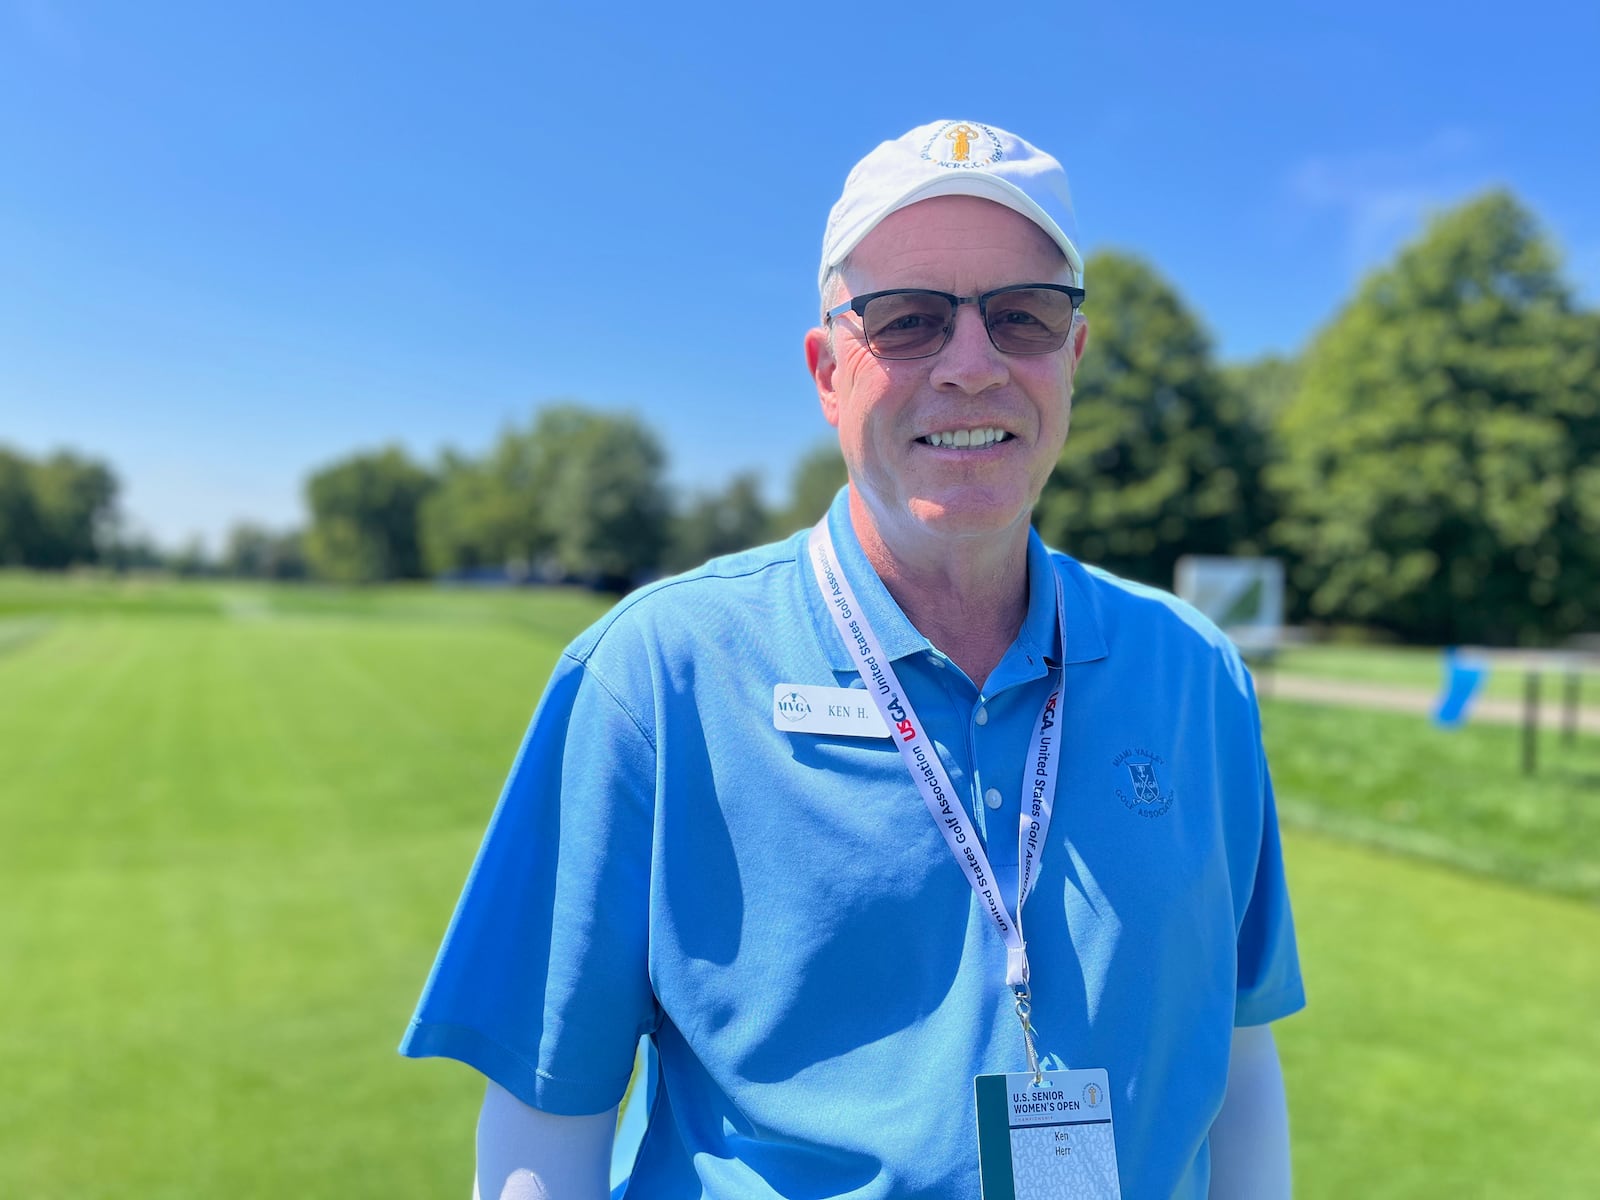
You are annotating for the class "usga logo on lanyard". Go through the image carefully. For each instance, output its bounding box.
[884,694,915,741]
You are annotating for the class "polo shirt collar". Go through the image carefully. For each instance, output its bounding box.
[1054,550,1109,667]
[806,488,1106,673]
[813,488,929,671]
[1013,530,1061,668]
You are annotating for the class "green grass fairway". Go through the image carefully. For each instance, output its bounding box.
[1276,831,1600,1197]
[1,576,1597,1196]
[1262,699,1600,902]
[0,583,612,1197]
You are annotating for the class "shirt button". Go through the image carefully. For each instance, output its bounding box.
[975,706,989,726]
[984,787,1003,809]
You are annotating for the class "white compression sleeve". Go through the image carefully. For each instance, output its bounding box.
[472,1080,616,1200]
[1207,1024,1291,1200]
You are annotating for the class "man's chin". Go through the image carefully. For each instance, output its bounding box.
[902,496,1031,541]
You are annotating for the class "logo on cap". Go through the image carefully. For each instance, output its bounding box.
[921,121,1003,170]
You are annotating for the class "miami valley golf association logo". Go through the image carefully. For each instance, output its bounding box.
[1112,748,1174,818]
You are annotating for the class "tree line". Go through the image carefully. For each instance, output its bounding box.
[289,411,847,591]
[7,190,1595,646]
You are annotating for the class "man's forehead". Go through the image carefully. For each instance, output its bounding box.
[845,196,1071,286]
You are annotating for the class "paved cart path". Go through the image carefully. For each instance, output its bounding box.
[1260,672,1600,736]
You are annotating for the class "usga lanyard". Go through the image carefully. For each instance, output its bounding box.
[808,521,1065,1081]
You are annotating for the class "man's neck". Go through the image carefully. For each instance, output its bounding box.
[849,493,1031,688]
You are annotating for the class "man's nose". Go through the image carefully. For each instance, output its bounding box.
[931,303,1007,393]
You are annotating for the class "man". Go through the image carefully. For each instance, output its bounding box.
[402,119,1305,1200]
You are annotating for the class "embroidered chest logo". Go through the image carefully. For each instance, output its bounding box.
[1112,748,1174,818]
[1128,762,1160,804]
[776,691,812,722]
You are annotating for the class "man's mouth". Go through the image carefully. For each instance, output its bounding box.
[917,427,1013,449]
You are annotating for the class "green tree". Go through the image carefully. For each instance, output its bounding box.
[223,523,307,580]
[773,441,847,537]
[0,447,43,567]
[304,446,435,583]
[1271,191,1600,645]
[667,471,770,572]
[1034,251,1272,587]
[533,406,671,589]
[100,531,166,572]
[169,535,216,578]
[27,451,119,567]
[419,452,501,576]
[420,435,554,577]
[1222,355,1302,433]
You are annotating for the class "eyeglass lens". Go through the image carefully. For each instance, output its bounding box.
[861,288,1077,359]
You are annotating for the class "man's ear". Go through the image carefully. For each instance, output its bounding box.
[1067,313,1089,373]
[804,326,842,429]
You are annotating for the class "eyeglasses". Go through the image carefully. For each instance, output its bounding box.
[825,284,1086,360]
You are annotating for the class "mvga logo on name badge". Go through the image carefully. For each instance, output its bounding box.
[1112,749,1174,818]
[776,691,812,722]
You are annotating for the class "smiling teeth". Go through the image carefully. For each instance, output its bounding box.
[922,428,1010,448]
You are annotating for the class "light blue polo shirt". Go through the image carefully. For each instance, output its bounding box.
[401,488,1304,1200]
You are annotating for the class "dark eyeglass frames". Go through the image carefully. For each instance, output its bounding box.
[824,284,1086,360]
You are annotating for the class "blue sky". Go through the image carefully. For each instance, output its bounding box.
[3,0,1597,550]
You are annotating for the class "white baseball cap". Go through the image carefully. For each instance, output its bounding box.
[819,118,1084,293]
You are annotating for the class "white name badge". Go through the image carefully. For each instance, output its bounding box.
[975,1069,1122,1200]
[772,684,890,738]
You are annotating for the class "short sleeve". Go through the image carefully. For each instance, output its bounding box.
[1232,728,1307,1028]
[398,651,659,1115]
